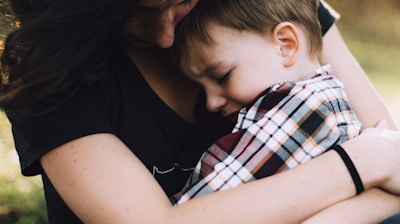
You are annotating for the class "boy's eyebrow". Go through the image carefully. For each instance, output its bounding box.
[201,62,223,76]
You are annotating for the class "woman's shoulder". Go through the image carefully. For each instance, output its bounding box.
[318,0,340,35]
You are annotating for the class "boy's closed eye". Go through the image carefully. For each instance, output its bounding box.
[216,71,231,84]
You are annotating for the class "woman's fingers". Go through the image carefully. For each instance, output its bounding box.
[375,120,388,129]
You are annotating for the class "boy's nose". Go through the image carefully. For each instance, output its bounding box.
[206,94,227,112]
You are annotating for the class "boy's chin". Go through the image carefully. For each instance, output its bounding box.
[226,112,239,123]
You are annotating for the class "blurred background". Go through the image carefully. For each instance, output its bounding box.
[0,1,399,223]
[328,0,400,127]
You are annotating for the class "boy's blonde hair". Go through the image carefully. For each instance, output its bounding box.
[173,0,322,68]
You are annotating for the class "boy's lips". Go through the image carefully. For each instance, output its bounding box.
[224,111,239,122]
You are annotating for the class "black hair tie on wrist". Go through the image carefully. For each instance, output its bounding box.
[331,145,364,195]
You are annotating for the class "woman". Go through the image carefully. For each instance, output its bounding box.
[1,0,399,223]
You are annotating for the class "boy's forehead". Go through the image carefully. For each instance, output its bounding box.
[181,44,222,76]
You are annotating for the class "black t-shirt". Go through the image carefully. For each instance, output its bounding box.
[6,2,337,223]
[8,46,233,223]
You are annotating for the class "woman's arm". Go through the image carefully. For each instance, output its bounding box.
[302,125,400,224]
[40,128,400,224]
[306,24,400,222]
[303,188,400,224]
[319,24,398,130]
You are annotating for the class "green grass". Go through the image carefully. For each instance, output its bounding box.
[0,112,48,223]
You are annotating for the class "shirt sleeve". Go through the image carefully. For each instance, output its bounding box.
[171,76,361,205]
[6,85,113,176]
[171,85,340,204]
[318,0,341,35]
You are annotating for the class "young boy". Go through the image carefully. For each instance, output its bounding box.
[170,0,361,204]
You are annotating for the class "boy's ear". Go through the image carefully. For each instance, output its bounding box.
[272,22,300,67]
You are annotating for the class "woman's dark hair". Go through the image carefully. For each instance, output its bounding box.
[0,0,139,110]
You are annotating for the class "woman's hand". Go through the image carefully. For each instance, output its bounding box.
[342,120,400,195]
[302,120,400,224]
[367,121,400,194]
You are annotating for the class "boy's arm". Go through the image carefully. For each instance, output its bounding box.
[302,188,400,224]
[173,79,356,204]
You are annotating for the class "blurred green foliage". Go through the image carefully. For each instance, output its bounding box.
[0,1,399,223]
[0,1,49,223]
[329,0,400,76]
[0,0,14,40]
[1,112,48,224]
[328,0,400,126]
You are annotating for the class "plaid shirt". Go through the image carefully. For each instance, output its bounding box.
[172,65,361,204]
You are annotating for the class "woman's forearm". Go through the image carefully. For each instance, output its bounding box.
[302,188,400,224]
[41,130,400,224]
[169,130,400,223]
[43,134,355,223]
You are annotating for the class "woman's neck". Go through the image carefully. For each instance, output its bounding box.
[124,46,200,124]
